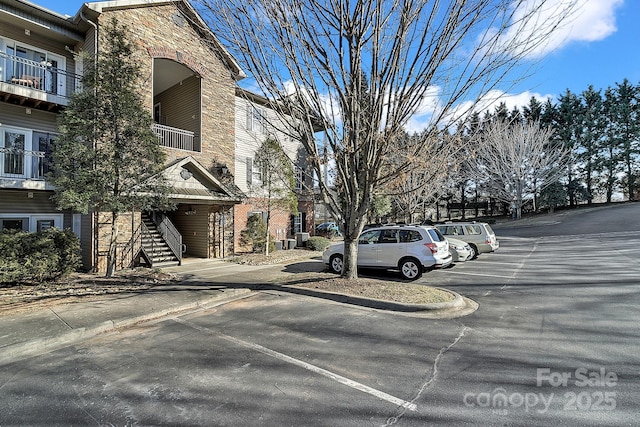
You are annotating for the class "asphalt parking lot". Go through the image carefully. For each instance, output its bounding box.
[1,203,639,426]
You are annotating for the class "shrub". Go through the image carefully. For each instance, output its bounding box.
[240,215,275,253]
[0,228,81,285]
[306,236,331,251]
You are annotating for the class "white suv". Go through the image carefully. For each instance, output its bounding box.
[322,225,452,280]
[435,221,499,258]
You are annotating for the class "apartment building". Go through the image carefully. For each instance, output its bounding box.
[234,87,314,251]
[0,0,247,271]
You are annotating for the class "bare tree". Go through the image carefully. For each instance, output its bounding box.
[470,120,568,219]
[196,0,576,278]
[384,130,460,223]
[253,137,298,256]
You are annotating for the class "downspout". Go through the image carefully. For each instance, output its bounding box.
[79,9,100,271]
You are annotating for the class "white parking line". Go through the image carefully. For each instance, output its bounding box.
[442,271,515,279]
[173,317,418,412]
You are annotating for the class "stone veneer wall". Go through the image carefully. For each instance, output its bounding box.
[96,4,236,175]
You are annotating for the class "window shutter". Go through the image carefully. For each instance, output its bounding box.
[246,157,253,185]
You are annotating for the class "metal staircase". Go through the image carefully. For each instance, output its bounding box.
[140,212,182,267]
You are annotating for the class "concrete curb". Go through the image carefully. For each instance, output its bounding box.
[0,288,253,367]
[272,284,477,318]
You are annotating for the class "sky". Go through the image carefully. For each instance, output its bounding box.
[33,0,640,119]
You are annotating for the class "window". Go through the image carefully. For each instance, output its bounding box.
[246,105,265,133]
[427,228,446,242]
[358,230,380,244]
[37,219,54,231]
[465,225,482,235]
[1,218,28,231]
[292,212,302,234]
[0,214,63,232]
[2,37,66,95]
[295,167,303,190]
[33,132,55,178]
[246,157,262,185]
[379,229,398,243]
[399,230,422,243]
[2,130,26,176]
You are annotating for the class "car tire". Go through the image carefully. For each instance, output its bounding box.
[468,244,478,260]
[329,254,344,274]
[399,257,423,280]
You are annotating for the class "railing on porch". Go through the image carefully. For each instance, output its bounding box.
[149,211,182,264]
[152,123,197,152]
[0,148,47,179]
[0,51,81,99]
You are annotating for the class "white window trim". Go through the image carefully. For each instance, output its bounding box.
[1,36,67,96]
[0,213,63,232]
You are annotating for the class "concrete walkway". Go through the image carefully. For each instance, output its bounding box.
[0,256,473,366]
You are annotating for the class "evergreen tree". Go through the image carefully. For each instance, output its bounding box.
[51,18,172,276]
[523,97,544,123]
[599,86,623,202]
[553,89,584,206]
[607,79,640,201]
[578,86,606,203]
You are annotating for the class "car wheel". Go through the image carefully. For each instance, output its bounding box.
[329,254,344,274]
[468,244,478,260]
[399,258,423,280]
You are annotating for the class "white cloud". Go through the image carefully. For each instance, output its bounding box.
[499,0,623,59]
[405,89,554,133]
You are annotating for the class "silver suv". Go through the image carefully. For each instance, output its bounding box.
[435,221,499,258]
[322,225,452,280]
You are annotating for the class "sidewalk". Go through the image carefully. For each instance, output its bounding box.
[0,259,307,366]
[0,256,473,366]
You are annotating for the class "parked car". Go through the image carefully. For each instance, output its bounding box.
[315,222,341,237]
[435,221,499,258]
[322,224,452,280]
[447,237,473,262]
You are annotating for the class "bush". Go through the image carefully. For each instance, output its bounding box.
[240,215,275,253]
[0,228,81,285]
[306,236,331,251]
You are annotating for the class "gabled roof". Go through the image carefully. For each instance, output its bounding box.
[162,156,244,204]
[78,0,246,80]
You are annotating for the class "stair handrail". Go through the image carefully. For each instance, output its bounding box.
[119,221,143,269]
[149,211,182,264]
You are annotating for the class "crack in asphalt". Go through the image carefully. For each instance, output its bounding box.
[383,324,471,426]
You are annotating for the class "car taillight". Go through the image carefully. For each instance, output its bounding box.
[425,243,438,254]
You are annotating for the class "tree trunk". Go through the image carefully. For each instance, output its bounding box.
[341,237,359,279]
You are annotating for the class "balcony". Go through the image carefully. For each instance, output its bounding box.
[0,148,48,182]
[0,51,81,110]
[152,123,199,152]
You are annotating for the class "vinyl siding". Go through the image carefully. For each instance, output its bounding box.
[234,96,304,195]
[0,103,59,133]
[167,205,209,258]
[154,74,201,146]
[0,189,56,213]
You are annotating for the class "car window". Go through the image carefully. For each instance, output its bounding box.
[465,225,482,235]
[358,230,381,244]
[427,228,446,242]
[379,229,399,243]
[484,224,495,235]
[399,230,422,243]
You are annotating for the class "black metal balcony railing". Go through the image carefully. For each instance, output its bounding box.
[0,148,48,180]
[0,51,81,99]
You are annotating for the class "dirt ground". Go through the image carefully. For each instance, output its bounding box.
[0,249,454,316]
